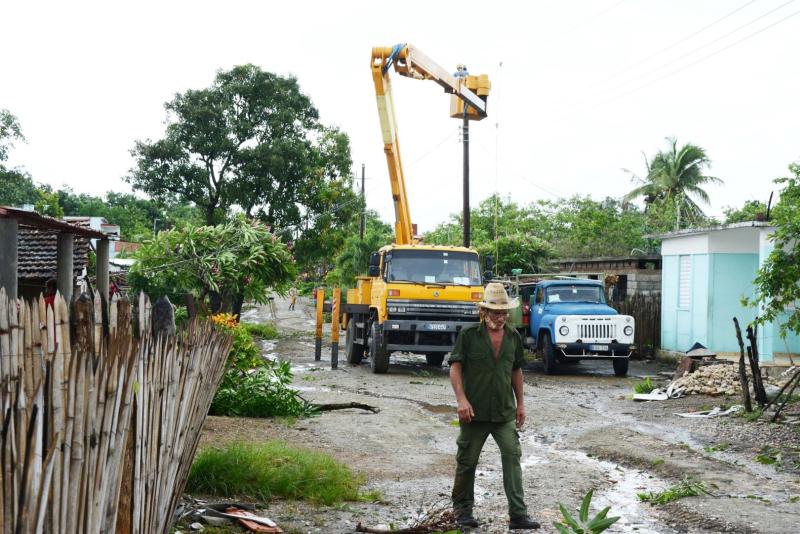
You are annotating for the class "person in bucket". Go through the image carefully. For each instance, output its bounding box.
[448,282,540,530]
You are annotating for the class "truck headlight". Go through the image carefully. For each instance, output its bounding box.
[624,326,633,336]
[559,326,569,336]
[388,306,397,313]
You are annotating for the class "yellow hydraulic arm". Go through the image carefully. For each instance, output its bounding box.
[370,44,491,245]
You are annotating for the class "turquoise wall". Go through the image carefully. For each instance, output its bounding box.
[662,237,800,361]
[661,256,679,351]
[707,254,759,353]
[661,254,709,352]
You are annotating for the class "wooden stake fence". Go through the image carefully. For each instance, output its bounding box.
[0,288,233,534]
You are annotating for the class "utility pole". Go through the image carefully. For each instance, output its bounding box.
[462,108,470,248]
[359,164,366,240]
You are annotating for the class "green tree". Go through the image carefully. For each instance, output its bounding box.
[746,163,800,336]
[0,170,39,207]
[56,188,204,242]
[128,216,295,314]
[476,234,551,275]
[325,211,393,287]
[127,64,353,227]
[723,200,768,224]
[0,109,25,162]
[624,137,722,230]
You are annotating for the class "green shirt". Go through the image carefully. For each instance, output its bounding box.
[448,322,526,423]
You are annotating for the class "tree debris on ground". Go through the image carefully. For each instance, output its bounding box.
[355,502,458,534]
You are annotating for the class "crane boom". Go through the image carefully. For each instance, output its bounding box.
[370,44,490,245]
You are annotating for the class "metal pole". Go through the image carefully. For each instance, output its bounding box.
[462,109,470,247]
[314,287,324,361]
[359,164,366,240]
[330,288,341,369]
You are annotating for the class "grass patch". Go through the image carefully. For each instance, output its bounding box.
[737,408,763,422]
[756,447,782,466]
[449,419,461,427]
[704,442,730,453]
[638,479,711,505]
[651,458,664,466]
[633,377,655,394]
[242,322,279,339]
[188,441,381,505]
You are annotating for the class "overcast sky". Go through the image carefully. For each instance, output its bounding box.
[2,0,798,233]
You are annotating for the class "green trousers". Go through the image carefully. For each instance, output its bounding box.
[452,419,527,518]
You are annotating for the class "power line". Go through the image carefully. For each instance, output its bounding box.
[596,0,797,99]
[597,5,800,106]
[598,0,757,87]
[406,127,459,167]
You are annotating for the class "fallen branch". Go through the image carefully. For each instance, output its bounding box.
[312,402,380,414]
[733,318,752,412]
[356,509,457,534]
[771,372,800,423]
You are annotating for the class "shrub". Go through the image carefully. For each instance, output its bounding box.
[211,313,261,369]
[187,441,380,504]
[242,322,279,339]
[210,360,315,418]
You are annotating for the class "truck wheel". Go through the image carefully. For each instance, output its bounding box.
[345,320,364,364]
[613,358,629,377]
[370,322,390,374]
[542,332,558,375]
[425,353,445,367]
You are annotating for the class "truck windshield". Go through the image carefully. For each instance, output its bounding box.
[386,250,481,285]
[545,285,604,304]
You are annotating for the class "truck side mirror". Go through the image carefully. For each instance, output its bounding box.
[368,252,380,277]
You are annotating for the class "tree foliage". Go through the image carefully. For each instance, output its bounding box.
[128,216,295,312]
[723,200,768,224]
[746,163,800,336]
[325,210,393,287]
[0,109,25,162]
[127,64,354,229]
[0,170,39,207]
[624,137,722,230]
[424,195,657,275]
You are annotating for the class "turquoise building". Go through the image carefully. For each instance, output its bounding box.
[660,222,800,363]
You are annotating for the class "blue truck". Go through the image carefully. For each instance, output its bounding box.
[507,278,635,376]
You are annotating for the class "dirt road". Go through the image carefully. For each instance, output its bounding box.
[199,299,800,533]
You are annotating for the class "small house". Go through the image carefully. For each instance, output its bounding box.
[660,222,799,363]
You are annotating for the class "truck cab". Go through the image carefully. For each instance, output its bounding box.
[345,244,484,373]
[529,279,634,376]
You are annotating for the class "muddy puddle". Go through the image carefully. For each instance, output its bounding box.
[518,433,671,533]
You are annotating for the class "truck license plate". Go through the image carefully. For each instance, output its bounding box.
[425,323,447,331]
[589,344,609,351]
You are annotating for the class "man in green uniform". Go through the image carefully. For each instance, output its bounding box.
[449,283,540,530]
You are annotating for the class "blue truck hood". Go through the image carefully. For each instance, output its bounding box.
[545,303,617,316]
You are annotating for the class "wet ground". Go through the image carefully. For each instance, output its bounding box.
[198,298,800,533]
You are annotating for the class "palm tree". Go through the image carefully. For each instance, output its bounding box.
[624,137,722,230]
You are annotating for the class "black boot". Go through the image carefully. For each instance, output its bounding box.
[455,511,480,528]
[508,515,541,530]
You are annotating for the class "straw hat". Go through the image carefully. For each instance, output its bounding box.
[479,282,519,311]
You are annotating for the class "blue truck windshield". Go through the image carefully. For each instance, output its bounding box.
[386,250,481,285]
[545,285,604,304]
